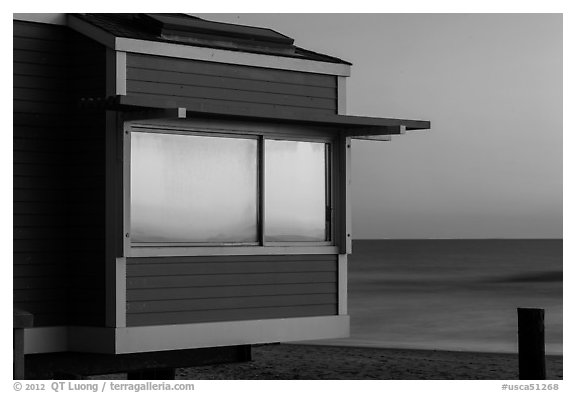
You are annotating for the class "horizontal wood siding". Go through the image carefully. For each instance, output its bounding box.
[14,21,71,327]
[126,53,337,117]
[126,255,338,326]
[13,21,107,327]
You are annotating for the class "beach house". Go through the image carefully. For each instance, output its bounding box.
[13,13,430,378]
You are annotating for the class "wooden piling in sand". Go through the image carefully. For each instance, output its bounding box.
[518,308,546,380]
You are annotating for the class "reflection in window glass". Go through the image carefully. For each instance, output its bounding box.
[265,139,326,242]
[131,132,258,243]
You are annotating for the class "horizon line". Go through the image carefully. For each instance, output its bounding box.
[354,238,563,241]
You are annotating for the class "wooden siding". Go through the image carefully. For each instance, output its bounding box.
[126,53,337,117]
[14,21,71,327]
[126,255,338,326]
[13,20,107,327]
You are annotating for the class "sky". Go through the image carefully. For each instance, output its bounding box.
[198,13,563,239]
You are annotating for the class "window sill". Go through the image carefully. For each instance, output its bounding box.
[127,245,340,258]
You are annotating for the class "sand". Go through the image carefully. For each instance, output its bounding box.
[175,344,563,380]
[90,343,562,380]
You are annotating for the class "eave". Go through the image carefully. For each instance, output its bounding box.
[90,95,430,137]
[67,14,352,77]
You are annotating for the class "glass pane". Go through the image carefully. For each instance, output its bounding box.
[130,132,258,243]
[265,139,327,242]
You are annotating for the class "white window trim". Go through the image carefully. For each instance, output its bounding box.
[123,122,336,257]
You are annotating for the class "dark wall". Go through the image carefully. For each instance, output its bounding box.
[66,28,107,327]
[126,53,338,118]
[126,255,338,326]
[13,20,107,327]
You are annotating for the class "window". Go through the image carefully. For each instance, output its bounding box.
[264,139,328,242]
[128,127,332,248]
[130,131,258,244]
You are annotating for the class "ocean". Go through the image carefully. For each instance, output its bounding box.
[317,239,563,355]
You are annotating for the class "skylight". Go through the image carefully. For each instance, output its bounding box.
[136,14,296,54]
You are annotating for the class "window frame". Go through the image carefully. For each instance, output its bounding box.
[123,120,337,257]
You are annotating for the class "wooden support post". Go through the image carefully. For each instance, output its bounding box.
[127,368,176,380]
[518,308,546,380]
[13,329,25,380]
[238,345,252,362]
[14,308,34,380]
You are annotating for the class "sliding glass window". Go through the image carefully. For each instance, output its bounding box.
[264,139,328,242]
[130,132,258,244]
[129,129,331,246]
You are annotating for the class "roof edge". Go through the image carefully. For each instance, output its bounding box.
[13,13,67,25]
[67,14,352,76]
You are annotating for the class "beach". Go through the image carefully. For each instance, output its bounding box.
[175,344,563,380]
[90,343,562,380]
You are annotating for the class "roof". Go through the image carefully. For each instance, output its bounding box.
[71,13,352,65]
[70,13,430,135]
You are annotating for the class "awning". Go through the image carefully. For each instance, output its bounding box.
[109,95,430,138]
